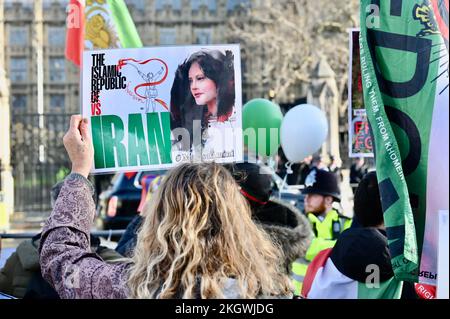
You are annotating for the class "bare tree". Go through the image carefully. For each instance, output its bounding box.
[228,0,359,105]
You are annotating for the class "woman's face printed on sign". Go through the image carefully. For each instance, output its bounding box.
[188,62,217,107]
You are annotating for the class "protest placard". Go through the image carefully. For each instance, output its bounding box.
[348,29,373,158]
[82,44,243,173]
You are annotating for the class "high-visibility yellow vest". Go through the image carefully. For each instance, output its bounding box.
[291,209,351,296]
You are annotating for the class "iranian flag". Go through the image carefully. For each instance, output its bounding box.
[65,0,143,66]
[301,248,403,299]
[431,0,449,50]
[360,0,449,286]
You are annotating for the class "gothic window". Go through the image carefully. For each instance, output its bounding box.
[125,0,145,11]
[12,94,27,109]
[10,58,28,82]
[155,0,181,11]
[227,0,250,12]
[194,28,213,44]
[50,94,65,109]
[159,28,177,45]
[43,0,69,8]
[49,57,66,82]
[192,0,217,11]
[9,26,28,46]
[48,26,65,47]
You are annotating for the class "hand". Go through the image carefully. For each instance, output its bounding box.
[63,115,94,178]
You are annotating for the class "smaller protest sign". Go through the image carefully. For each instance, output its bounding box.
[348,29,373,158]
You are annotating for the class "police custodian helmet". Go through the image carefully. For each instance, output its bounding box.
[302,168,341,202]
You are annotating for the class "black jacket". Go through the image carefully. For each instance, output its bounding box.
[115,215,143,257]
[329,227,394,282]
[253,198,313,274]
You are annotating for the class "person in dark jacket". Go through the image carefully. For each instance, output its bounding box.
[115,214,142,257]
[301,171,403,299]
[328,155,342,183]
[226,163,313,274]
[0,234,57,299]
[0,181,123,299]
[0,232,123,299]
[350,157,368,194]
[115,174,165,257]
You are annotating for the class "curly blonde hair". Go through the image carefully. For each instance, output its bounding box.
[127,163,291,298]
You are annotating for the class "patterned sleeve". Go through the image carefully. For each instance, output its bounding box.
[39,173,130,299]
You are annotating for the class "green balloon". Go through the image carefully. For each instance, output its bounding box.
[242,98,283,157]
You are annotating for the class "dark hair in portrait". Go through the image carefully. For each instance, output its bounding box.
[170,49,235,148]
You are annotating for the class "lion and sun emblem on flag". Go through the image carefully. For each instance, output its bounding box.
[85,0,120,49]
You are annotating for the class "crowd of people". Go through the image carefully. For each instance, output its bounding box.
[0,115,415,299]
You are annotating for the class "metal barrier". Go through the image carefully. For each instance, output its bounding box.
[10,113,74,213]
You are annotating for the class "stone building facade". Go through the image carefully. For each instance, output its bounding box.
[0,0,251,115]
[1,0,346,214]
[0,0,254,214]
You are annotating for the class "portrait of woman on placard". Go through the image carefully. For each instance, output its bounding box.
[170,49,236,161]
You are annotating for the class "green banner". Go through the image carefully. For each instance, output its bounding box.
[359,0,447,281]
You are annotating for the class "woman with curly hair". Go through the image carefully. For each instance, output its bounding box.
[39,115,291,298]
[170,49,237,160]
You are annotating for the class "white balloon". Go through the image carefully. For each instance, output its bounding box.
[280,104,328,163]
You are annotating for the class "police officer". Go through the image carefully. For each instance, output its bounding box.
[291,168,352,296]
